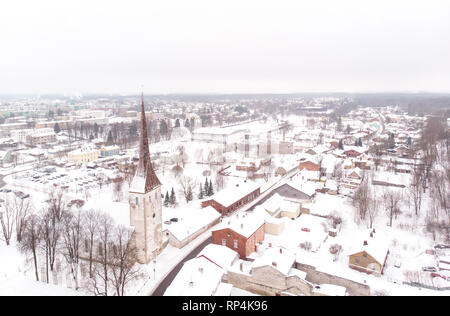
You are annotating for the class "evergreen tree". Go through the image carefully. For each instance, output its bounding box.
[207,179,214,196]
[338,139,343,150]
[198,183,204,199]
[186,186,193,202]
[346,124,351,134]
[204,177,209,196]
[354,139,358,146]
[164,191,169,207]
[160,120,168,137]
[169,187,176,205]
[107,130,114,144]
[53,122,61,134]
[358,138,362,147]
[175,119,180,128]
[184,119,190,128]
[336,116,342,131]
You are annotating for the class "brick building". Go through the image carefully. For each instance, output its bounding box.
[344,149,362,157]
[212,212,265,259]
[298,160,319,171]
[201,181,261,216]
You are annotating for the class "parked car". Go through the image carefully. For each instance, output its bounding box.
[430,273,447,280]
[164,220,172,225]
[21,194,30,199]
[170,218,179,222]
[434,244,450,249]
[422,266,438,272]
[301,227,310,232]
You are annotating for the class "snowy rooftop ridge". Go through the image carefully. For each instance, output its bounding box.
[207,180,260,208]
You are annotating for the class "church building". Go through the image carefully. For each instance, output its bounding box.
[129,92,163,264]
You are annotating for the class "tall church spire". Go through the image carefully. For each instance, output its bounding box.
[134,90,161,192]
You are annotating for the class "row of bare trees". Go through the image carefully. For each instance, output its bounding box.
[352,172,404,229]
[2,190,141,296]
[0,196,33,246]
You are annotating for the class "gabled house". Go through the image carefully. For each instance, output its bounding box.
[348,229,389,276]
[211,212,265,259]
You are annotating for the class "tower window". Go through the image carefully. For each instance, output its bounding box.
[149,196,151,203]
[135,197,139,205]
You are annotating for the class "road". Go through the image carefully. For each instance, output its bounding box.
[151,236,213,296]
[150,168,298,296]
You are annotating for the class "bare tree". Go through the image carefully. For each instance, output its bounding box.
[92,213,114,296]
[367,189,379,229]
[408,166,423,217]
[179,175,195,203]
[110,225,142,296]
[352,173,370,223]
[176,145,189,168]
[0,200,14,246]
[46,190,68,221]
[430,170,449,223]
[333,162,343,194]
[14,196,32,243]
[215,172,226,192]
[19,214,42,281]
[113,178,124,202]
[62,209,83,290]
[329,244,343,262]
[41,209,62,281]
[83,209,100,278]
[383,189,402,227]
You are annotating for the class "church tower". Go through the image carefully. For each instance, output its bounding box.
[129,92,163,264]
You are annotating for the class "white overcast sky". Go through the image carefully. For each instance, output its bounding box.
[0,0,449,94]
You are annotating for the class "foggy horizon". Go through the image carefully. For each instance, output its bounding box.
[1,0,450,95]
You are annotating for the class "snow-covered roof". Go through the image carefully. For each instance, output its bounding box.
[212,210,265,238]
[196,243,239,269]
[260,193,299,215]
[313,284,347,296]
[164,244,236,296]
[164,255,223,296]
[349,229,390,265]
[208,180,260,208]
[167,206,221,242]
[286,178,318,197]
[251,247,295,276]
[372,172,410,187]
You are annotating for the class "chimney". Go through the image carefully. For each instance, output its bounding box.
[189,281,194,287]
[240,223,244,229]
[280,248,283,254]
[272,261,277,267]
[372,228,376,233]
[363,240,368,246]
[370,232,373,238]
[198,267,204,274]
[269,243,272,248]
